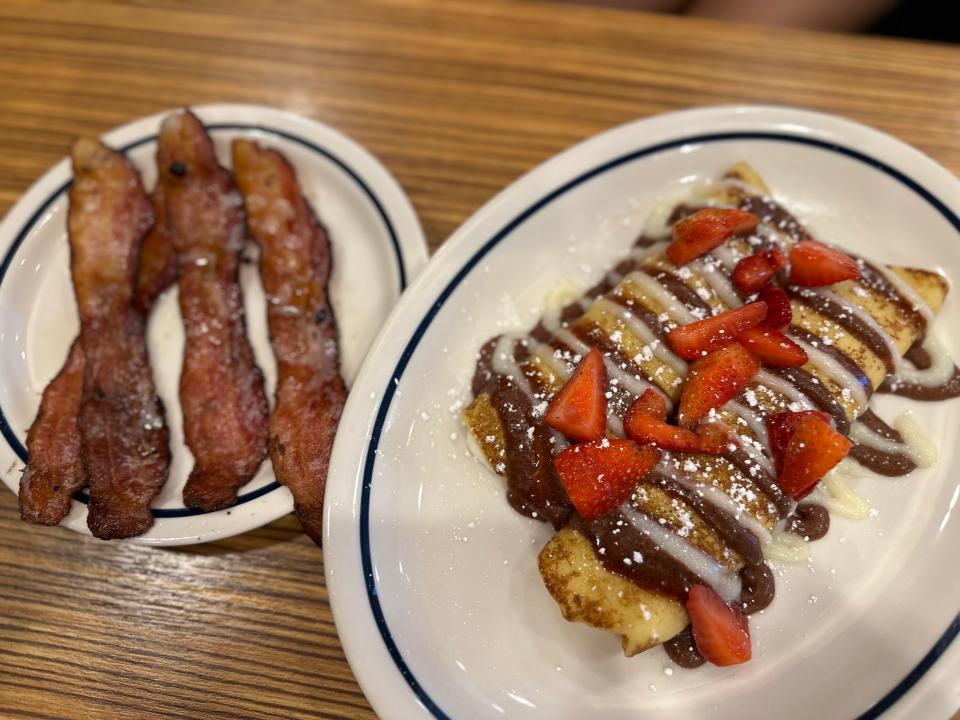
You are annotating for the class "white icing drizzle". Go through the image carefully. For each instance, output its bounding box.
[893,412,938,468]
[763,531,810,564]
[542,282,585,318]
[672,473,772,545]
[816,288,902,373]
[642,200,679,238]
[710,243,743,273]
[848,420,904,456]
[891,333,956,389]
[529,342,572,384]
[753,222,787,247]
[723,400,776,477]
[547,322,655,400]
[620,503,742,603]
[793,336,869,411]
[690,257,743,309]
[641,179,747,237]
[591,297,688,378]
[875,264,935,326]
[833,455,872,478]
[606,414,626,438]
[621,270,698,325]
[492,333,532,395]
[812,464,870,520]
[754,369,816,410]
[724,400,770,448]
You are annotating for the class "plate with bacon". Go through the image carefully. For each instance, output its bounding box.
[324,106,960,719]
[0,104,427,545]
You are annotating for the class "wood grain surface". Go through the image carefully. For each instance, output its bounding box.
[1,2,959,718]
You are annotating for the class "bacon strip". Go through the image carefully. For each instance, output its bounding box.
[134,186,177,314]
[158,111,269,511]
[69,138,171,539]
[19,339,85,525]
[20,163,176,529]
[232,139,347,545]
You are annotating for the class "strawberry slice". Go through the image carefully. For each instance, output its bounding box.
[737,327,808,368]
[777,414,852,498]
[764,246,788,272]
[667,301,768,360]
[624,403,738,455]
[677,342,761,427]
[554,439,660,519]
[686,584,752,666]
[732,254,774,294]
[544,347,607,442]
[758,285,792,330]
[629,388,667,421]
[667,208,759,266]
[765,410,834,472]
[694,421,740,452]
[788,240,861,287]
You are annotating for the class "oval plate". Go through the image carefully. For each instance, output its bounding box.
[325,106,960,719]
[0,103,428,545]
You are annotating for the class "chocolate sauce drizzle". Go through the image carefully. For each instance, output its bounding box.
[789,325,872,399]
[789,288,896,374]
[849,409,916,476]
[571,472,774,612]
[770,366,851,433]
[879,338,960,401]
[785,503,830,541]
[664,627,706,668]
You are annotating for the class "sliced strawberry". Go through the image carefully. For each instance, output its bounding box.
[544,347,607,442]
[677,342,761,427]
[666,208,759,266]
[737,327,808,368]
[694,421,740,453]
[624,411,700,452]
[624,406,738,455]
[758,285,792,330]
[732,254,774,294]
[667,301,768,360]
[629,388,667,421]
[777,415,852,498]
[764,246,788,272]
[765,410,834,472]
[686,584,752,667]
[554,439,660,519]
[788,240,861,287]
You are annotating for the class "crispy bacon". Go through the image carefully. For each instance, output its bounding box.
[158,111,269,511]
[19,339,85,525]
[21,158,176,529]
[134,186,177,314]
[68,138,171,539]
[232,139,347,545]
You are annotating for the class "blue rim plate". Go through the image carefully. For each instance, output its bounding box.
[325,106,960,719]
[0,103,428,545]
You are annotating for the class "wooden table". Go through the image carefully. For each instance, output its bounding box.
[1,2,959,718]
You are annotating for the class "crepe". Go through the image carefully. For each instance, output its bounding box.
[464,163,953,657]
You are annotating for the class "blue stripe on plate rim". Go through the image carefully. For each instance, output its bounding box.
[0,122,407,519]
[359,131,960,720]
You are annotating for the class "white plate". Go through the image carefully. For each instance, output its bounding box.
[325,106,960,719]
[0,103,428,545]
